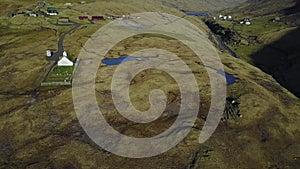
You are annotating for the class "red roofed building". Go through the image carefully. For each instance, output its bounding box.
[79,16,89,20]
[91,16,105,21]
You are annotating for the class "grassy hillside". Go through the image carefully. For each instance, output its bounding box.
[228,0,296,16]
[159,0,247,12]
[0,0,299,169]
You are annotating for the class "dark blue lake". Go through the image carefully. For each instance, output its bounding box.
[216,70,237,85]
[102,56,149,66]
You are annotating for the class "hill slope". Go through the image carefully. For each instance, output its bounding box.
[159,0,247,12]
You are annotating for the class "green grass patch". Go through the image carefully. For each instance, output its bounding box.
[234,16,286,36]
[228,44,262,63]
[216,20,233,28]
[47,66,74,82]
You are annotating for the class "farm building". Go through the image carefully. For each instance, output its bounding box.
[79,16,89,20]
[91,16,105,21]
[47,7,58,15]
[58,17,70,22]
[58,57,73,66]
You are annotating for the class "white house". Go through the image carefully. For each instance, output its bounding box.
[219,15,223,18]
[46,50,52,57]
[223,16,227,20]
[58,57,73,66]
[228,15,232,19]
[65,3,72,6]
[245,21,251,25]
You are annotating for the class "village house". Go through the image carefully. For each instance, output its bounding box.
[47,7,58,16]
[79,16,89,20]
[58,17,70,22]
[91,16,105,21]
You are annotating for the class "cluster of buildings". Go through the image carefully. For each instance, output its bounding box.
[216,14,233,20]
[78,16,105,21]
[240,18,251,25]
[212,14,231,20]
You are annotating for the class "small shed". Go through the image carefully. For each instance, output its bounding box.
[58,57,73,66]
[58,17,70,22]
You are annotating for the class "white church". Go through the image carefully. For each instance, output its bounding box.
[58,51,73,66]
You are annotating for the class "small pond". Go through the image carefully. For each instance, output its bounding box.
[216,70,237,85]
[102,56,149,66]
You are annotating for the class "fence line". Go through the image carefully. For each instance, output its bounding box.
[41,81,71,86]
